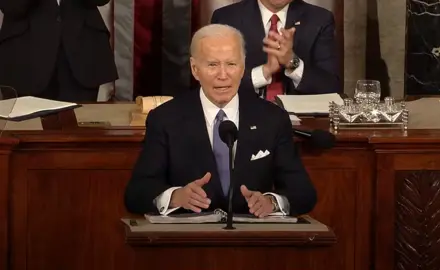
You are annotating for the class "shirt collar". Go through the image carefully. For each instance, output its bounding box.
[199,88,239,127]
[258,0,290,28]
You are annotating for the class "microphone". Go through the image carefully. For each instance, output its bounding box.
[292,128,336,149]
[218,120,238,230]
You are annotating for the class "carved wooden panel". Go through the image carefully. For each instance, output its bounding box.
[395,171,440,270]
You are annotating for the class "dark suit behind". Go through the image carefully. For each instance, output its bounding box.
[124,89,317,216]
[211,0,340,95]
[0,0,118,100]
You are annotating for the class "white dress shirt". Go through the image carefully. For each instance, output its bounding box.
[251,0,305,90]
[154,89,290,216]
[57,0,60,5]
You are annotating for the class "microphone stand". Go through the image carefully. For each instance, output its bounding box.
[223,138,235,230]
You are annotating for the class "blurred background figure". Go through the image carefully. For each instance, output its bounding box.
[0,0,118,102]
[211,0,340,100]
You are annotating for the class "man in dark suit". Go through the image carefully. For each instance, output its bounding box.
[0,0,118,102]
[124,24,316,217]
[210,0,340,101]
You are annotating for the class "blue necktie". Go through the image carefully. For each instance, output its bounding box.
[213,110,230,196]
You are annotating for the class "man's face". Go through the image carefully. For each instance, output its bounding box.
[261,0,292,11]
[190,34,245,107]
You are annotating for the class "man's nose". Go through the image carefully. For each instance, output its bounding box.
[217,65,228,80]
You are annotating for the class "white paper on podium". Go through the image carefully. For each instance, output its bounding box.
[0,96,80,121]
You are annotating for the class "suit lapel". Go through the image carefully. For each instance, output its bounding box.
[240,0,267,66]
[286,0,306,54]
[233,94,258,192]
[183,91,224,198]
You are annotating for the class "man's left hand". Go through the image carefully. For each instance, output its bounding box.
[263,27,296,66]
[240,185,274,218]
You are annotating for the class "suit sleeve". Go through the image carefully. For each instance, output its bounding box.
[294,13,341,94]
[210,9,258,97]
[82,0,110,8]
[273,111,317,216]
[124,109,172,214]
[0,0,35,19]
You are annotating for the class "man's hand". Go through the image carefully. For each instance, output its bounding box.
[262,54,281,80]
[169,172,212,213]
[240,185,274,218]
[263,27,296,66]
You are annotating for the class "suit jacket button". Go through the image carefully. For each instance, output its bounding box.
[57,16,62,22]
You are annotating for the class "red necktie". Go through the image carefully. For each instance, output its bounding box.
[265,14,283,102]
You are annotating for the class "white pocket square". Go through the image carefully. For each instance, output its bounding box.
[251,150,270,161]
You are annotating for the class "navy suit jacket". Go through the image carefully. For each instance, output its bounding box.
[124,89,317,216]
[211,0,341,95]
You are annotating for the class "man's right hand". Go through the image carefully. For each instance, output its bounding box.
[262,54,281,81]
[169,172,212,212]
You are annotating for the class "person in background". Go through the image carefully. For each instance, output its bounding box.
[124,24,316,218]
[211,0,340,101]
[0,0,118,102]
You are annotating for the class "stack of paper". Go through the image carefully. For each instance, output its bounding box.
[145,208,298,224]
[276,93,344,115]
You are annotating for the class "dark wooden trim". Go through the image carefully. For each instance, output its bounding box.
[58,110,79,130]
[40,114,61,130]
[125,227,336,247]
[0,137,18,270]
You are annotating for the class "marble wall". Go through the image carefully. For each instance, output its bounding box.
[344,0,367,98]
[377,0,406,99]
[305,0,407,99]
[343,0,406,99]
[405,0,440,95]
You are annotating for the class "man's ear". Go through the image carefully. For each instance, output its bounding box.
[190,57,200,81]
[239,60,245,79]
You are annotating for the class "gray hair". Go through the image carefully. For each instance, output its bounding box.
[190,24,246,59]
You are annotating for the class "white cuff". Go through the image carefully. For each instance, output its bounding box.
[263,192,289,216]
[251,65,272,89]
[284,58,304,87]
[153,187,181,216]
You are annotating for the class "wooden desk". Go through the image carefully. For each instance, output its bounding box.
[1,107,440,270]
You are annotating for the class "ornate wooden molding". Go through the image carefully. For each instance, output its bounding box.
[395,171,440,269]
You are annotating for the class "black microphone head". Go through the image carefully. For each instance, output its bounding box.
[310,129,336,149]
[219,120,238,146]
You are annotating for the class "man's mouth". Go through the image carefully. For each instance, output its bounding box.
[214,86,231,91]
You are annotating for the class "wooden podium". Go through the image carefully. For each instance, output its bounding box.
[122,216,336,270]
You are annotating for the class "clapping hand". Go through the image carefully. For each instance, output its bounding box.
[263,27,296,67]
